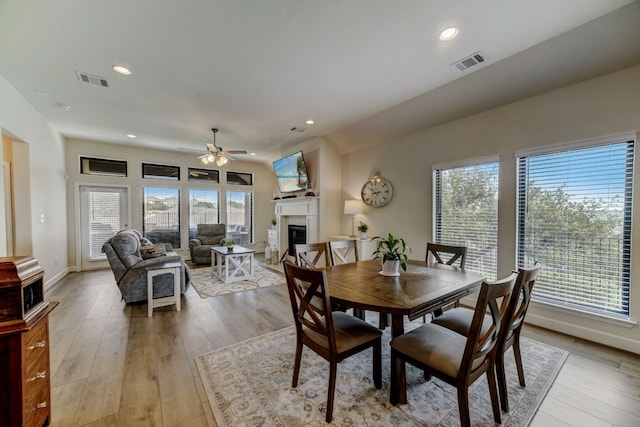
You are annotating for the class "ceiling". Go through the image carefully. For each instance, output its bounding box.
[1,0,639,163]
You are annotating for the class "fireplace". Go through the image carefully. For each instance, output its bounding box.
[288,225,307,255]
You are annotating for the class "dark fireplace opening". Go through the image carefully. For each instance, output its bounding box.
[288,224,307,255]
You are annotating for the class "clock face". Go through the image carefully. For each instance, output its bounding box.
[361,177,393,207]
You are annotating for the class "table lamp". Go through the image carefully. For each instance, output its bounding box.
[344,200,362,237]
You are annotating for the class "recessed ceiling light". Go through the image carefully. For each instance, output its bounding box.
[112,65,132,76]
[305,119,315,125]
[126,134,137,139]
[249,152,256,156]
[439,27,458,41]
[55,102,71,111]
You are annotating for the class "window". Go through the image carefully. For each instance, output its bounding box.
[80,156,127,177]
[143,187,180,248]
[516,137,634,317]
[189,189,219,239]
[227,171,253,185]
[188,168,219,183]
[433,160,499,280]
[226,191,253,244]
[142,163,180,180]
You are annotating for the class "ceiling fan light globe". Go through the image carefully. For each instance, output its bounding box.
[207,154,214,162]
[201,157,209,165]
[215,156,228,166]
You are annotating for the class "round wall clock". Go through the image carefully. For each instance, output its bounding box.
[361,175,394,207]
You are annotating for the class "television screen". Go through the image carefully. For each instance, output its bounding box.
[273,151,309,193]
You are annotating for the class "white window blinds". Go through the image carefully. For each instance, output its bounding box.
[516,139,634,317]
[433,161,499,280]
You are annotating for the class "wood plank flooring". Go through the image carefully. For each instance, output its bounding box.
[45,258,640,426]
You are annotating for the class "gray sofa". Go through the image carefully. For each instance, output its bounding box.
[102,229,191,303]
[189,223,226,265]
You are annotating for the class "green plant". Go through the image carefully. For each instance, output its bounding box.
[357,221,368,233]
[371,233,410,271]
[222,238,235,247]
[271,218,277,226]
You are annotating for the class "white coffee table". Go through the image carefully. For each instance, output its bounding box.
[211,246,255,284]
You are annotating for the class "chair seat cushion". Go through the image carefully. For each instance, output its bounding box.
[391,323,467,378]
[304,311,381,353]
[432,307,492,336]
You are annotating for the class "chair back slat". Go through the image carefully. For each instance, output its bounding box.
[329,240,359,265]
[461,272,518,378]
[426,243,467,268]
[504,263,542,340]
[283,261,336,351]
[295,242,331,268]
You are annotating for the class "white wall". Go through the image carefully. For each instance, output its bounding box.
[341,65,640,353]
[65,138,276,270]
[0,75,68,287]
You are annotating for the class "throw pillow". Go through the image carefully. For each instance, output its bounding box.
[140,243,167,259]
[140,237,153,246]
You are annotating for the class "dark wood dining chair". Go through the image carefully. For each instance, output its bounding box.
[389,272,518,427]
[283,261,382,423]
[328,240,366,320]
[426,242,467,268]
[431,263,542,412]
[294,242,331,268]
[426,242,468,318]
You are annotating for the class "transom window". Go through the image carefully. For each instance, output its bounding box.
[516,137,634,318]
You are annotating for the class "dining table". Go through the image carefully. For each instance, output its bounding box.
[324,258,485,404]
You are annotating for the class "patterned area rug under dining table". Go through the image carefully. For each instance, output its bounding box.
[195,318,568,426]
[189,265,285,298]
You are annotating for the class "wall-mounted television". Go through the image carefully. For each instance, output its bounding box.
[273,151,309,193]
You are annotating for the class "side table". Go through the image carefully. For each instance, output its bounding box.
[147,262,182,317]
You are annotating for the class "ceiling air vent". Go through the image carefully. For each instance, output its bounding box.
[452,51,487,71]
[290,127,305,133]
[75,71,109,87]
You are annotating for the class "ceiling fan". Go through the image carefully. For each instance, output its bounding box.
[199,128,247,166]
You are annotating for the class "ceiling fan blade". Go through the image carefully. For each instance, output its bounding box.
[206,143,216,151]
[223,154,238,161]
[198,153,208,159]
[224,150,248,155]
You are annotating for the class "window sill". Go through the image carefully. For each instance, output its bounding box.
[531,299,636,329]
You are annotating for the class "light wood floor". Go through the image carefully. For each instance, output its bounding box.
[45,258,640,426]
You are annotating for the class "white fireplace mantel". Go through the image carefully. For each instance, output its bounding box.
[273,197,319,255]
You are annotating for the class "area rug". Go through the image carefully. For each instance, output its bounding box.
[195,319,568,426]
[189,265,285,298]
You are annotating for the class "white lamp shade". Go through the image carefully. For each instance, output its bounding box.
[344,200,362,215]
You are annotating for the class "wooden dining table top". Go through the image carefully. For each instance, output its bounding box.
[324,259,485,336]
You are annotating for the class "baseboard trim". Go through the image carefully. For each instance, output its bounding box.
[45,267,71,291]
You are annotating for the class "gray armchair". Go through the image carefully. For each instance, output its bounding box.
[189,223,226,265]
[102,229,191,303]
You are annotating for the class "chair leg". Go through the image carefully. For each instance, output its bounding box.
[486,363,502,424]
[373,340,382,389]
[513,333,526,387]
[292,340,302,388]
[457,386,471,427]
[326,361,338,423]
[378,313,389,329]
[353,308,365,320]
[496,350,509,413]
[389,350,403,405]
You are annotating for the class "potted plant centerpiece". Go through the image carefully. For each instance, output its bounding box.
[222,238,235,250]
[357,221,369,240]
[371,233,410,276]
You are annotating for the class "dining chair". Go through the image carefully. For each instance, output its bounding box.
[431,263,542,412]
[426,242,467,268]
[328,240,368,320]
[389,272,518,427]
[426,242,468,318]
[283,261,382,423]
[329,239,359,265]
[294,242,331,268]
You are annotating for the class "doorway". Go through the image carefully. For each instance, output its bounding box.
[79,185,129,270]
